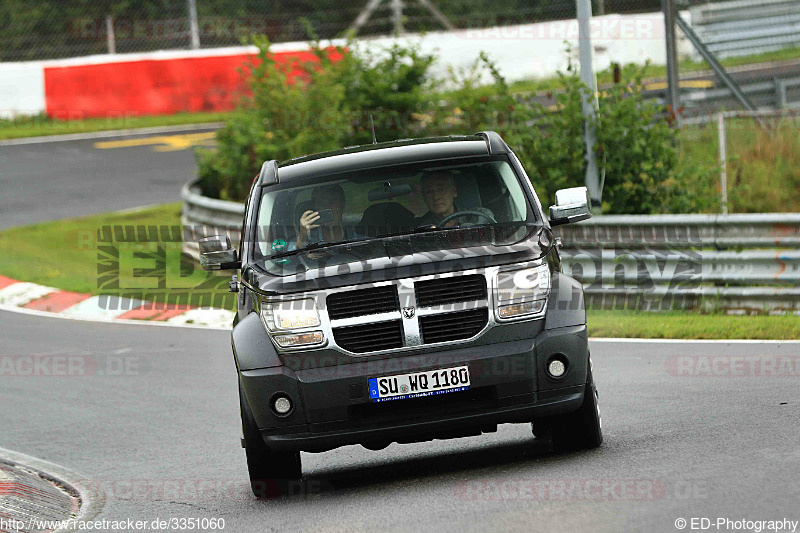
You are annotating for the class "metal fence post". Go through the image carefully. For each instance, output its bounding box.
[187,0,200,49]
[717,113,728,215]
[662,0,680,124]
[105,15,116,54]
[391,0,405,34]
[576,0,601,211]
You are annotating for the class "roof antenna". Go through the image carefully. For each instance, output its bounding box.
[369,114,377,144]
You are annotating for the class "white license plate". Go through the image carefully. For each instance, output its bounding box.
[368,366,470,402]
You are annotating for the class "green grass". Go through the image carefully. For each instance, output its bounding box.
[0,111,231,140]
[677,117,800,214]
[0,203,232,308]
[1,203,798,338]
[587,309,800,340]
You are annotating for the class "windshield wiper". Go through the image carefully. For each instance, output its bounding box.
[413,221,539,234]
[268,237,377,260]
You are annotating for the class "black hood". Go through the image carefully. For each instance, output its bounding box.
[251,227,550,294]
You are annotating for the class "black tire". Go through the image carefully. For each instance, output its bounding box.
[551,361,603,451]
[239,382,302,498]
[532,358,603,451]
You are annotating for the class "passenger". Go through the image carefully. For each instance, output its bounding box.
[293,184,359,250]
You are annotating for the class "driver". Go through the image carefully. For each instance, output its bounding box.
[416,171,459,227]
[415,171,494,227]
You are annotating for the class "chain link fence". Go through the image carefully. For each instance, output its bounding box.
[3,1,800,114]
[1,0,661,62]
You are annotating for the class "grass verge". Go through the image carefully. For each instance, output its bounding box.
[587,310,800,340]
[0,203,232,308]
[677,117,800,214]
[2,204,799,338]
[0,111,231,141]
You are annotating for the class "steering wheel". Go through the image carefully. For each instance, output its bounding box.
[438,209,497,227]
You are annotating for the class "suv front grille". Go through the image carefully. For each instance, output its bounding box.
[420,308,489,344]
[320,273,493,355]
[415,274,487,308]
[327,285,399,320]
[332,321,404,353]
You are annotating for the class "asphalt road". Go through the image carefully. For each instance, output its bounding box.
[0,127,215,230]
[1,309,798,532]
[2,129,799,532]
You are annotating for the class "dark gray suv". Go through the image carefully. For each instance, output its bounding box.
[199,131,602,497]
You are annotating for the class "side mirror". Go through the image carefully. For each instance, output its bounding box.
[549,186,592,226]
[199,235,239,271]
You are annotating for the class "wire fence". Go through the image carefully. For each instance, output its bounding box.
[3,0,800,118]
[0,0,660,62]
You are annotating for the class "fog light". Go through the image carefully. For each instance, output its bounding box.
[272,395,293,415]
[273,330,323,348]
[548,359,567,378]
[497,300,545,319]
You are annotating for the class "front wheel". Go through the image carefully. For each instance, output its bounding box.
[533,359,603,451]
[239,382,302,498]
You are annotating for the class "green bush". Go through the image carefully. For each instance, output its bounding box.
[196,38,438,201]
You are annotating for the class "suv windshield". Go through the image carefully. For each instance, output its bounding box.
[254,155,540,274]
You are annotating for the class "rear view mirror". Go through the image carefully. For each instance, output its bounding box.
[549,186,592,226]
[199,235,239,270]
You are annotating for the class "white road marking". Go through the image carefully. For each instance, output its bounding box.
[166,307,235,328]
[0,303,230,330]
[0,122,223,147]
[590,337,800,344]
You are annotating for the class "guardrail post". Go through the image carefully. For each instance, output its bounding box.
[775,78,787,109]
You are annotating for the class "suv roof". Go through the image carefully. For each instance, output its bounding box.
[271,131,509,183]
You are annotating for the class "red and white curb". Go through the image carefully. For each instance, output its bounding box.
[0,275,233,330]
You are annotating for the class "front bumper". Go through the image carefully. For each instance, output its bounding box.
[239,323,588,453]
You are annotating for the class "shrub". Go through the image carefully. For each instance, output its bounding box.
[196,38,438,201]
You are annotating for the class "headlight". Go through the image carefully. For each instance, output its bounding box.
[494,264,550,321]
[260,298,320,331]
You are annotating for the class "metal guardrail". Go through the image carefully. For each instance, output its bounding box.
[691,0,800,59]
[181,181,244,259]
[682,75,800,110]
[182,181,800,312]
[554,214,800,311]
